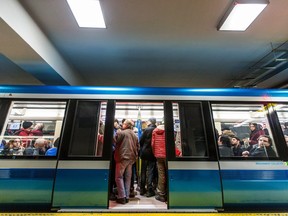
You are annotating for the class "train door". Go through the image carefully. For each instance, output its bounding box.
[109,101,167,210]
[0,99,66,211]
[165,101,222,210]
[212,103,288,210]
[52,100,113,210]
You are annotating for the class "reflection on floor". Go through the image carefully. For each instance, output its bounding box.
[109,192,167,211]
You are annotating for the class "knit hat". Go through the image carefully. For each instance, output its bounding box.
[22,121,33,129]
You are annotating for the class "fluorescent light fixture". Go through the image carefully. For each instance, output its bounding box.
[67,0,106,28]
[218,0,269,31]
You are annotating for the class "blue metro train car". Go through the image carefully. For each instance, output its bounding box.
[0,85,288,212]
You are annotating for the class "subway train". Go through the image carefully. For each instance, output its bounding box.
[0,85,288,212]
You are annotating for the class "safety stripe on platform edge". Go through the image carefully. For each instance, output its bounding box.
[1,213,288,216]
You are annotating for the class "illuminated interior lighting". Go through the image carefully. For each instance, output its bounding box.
[67,0,106,28]
[218,0,269,31]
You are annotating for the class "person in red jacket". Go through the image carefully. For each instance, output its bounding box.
[151,124,167,202]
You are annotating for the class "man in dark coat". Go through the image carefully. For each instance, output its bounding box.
[139,117,157,197]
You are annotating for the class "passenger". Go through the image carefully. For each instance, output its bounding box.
[45,137,59,156]
[151,123,167,202]
[248,123,265,151]
[285,135,288,146]
[2,139,13,155]
[109,119,120,201]
[221,127,236,138]
[114,119,139,204]
[130,122,139,198]
[242,135,276,157]
[33,138,46,156]
[217,135,233,157]
[96,121,104,156]
[139,117,157,197]
[261,123,269,135]
[16,121,33,136]
[12,138,24,155]
[175,131,182,157]
[15,121,33,147]
[283,122,288,136]
[231,136,243,156]
[0,139,6,150]
[31,123,44,136]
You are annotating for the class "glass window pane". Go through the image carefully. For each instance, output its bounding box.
[0,101,66,156]
[212,104,278,158]
[68,101,106,157]
[274,104,288,146]
[173,102,208,158]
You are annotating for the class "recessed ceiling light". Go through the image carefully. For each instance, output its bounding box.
[67,0,106,28]
[218,0,269,31]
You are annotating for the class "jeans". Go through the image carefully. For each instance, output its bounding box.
[115,159,133,199]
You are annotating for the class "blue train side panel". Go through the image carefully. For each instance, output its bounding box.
[168,162,222,209]
[0,168,55,210]
[220,161,288,209]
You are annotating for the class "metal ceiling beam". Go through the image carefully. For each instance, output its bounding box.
[0,0,85,85]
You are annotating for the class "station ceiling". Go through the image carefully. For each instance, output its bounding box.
[1,0,288,88]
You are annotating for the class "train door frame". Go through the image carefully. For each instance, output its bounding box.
[109,100,167,210]
[52,99,114,210]
[164,101,223,211]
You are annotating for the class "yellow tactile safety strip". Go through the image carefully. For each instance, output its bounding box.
[0,213,288,216]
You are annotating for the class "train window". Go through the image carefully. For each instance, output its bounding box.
[173,102,208,158]
[212,104,278,158]
[274,104,288,146]
[0,101,66,156]
[68,101,106,157]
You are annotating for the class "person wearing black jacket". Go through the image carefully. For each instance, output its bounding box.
[139,117,157,197]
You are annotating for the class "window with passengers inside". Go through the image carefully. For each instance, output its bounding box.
[212,104,278,158]
[0,101,66,156]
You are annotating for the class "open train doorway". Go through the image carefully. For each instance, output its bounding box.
[109,101,167,211]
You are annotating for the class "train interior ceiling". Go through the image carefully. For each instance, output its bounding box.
[1,99,288,211]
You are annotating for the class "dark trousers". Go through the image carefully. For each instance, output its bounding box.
[140,159,156,192]
[109,151,116,194]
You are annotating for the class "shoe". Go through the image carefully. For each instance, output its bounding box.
[126,198,129,203]
[116,198,126,204]
[109,193,117,201]
[140,189,146,196]
[129,191,137,198]
[155,194,166,202]
[146,191,155,197]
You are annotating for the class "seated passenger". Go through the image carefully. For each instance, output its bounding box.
[242,135,276,157]
[33,138,47,156]
[218,135,233,157]
[45,138,59,156]
[231,136,243,156]
[12,138,24,155]
[2,140,13,156]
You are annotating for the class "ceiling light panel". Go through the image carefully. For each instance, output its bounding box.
[218,0,269,31]
[67,0,106,28]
